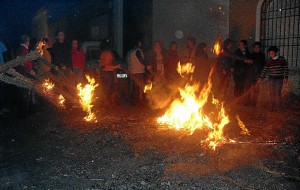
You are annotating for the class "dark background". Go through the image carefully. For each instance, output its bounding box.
[0,0,153,61]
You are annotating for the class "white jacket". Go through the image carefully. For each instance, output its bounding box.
[127,47,145,74]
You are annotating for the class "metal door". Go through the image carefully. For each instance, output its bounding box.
[261,0,299,68]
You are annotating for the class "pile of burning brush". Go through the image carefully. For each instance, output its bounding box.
[0,40,98,122]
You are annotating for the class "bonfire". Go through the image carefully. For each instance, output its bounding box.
[157,62,249,150]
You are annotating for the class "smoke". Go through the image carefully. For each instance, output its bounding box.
[145,76,185,110]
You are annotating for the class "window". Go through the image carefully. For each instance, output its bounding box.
[260,0,299,68]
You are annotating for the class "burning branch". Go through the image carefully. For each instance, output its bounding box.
[236,115,250,135]
[42,78,55,93]
[0,50,81,109]
[77,75,98,122]
[0,51,41,73]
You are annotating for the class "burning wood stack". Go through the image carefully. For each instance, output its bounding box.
[0,47,80,109]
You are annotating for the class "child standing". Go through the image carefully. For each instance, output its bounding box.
[259,46,289,111]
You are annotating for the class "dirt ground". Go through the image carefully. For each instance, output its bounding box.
[0,94,299,190]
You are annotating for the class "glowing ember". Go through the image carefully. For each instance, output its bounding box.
[144,80,152,93]
[77,75,98,122]
[58,94,65,107]
[42,79,55,93]
[157,63,248,150]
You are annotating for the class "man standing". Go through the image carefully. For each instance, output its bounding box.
[51,30,71,75]
[233,40,252,98]
[127,39,147,105]
[245,42,265,106]
[259,46,289,112]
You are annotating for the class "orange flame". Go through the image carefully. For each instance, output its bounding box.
[36,40,46,56]
[236,114,250,135]
[42,79,55,93]
[144,80,152,93]
[204,97,233,150]
[157,63,247,150]
[58,94,65,107]
[212,41,221,56]
[176,62,195,78]
[77,75,98,122]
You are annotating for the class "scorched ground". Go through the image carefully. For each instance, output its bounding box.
[0,96,299,189]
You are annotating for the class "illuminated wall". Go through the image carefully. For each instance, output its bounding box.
[153,0,229,55]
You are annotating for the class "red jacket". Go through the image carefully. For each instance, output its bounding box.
[17,44,33,72]
[71,48,85,69]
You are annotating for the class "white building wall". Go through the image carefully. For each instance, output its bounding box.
[153,0,229,55]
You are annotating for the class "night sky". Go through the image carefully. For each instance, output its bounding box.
[0,0,81,48]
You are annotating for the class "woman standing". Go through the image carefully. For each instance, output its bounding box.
[99,38,121,107]
[147,41,166,81]
[195,42,210,85]
[71,39,85,82]
[165,41,180,82]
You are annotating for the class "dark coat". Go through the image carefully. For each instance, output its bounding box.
[233,49,251,81]
[51,41,71,69]
[195,50,210,82]
[217,49,235,75]
[247,52,265,82]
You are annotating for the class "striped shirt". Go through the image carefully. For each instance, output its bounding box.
[260,56,288,79]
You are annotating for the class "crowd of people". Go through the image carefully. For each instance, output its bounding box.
[216,39,288,111]
[0,31,289,117]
